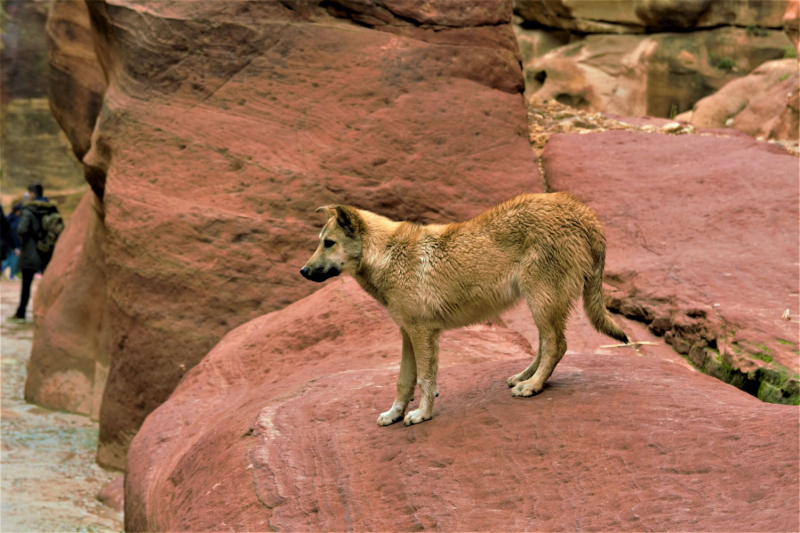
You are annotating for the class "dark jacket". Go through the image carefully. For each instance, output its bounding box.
[17,198,58,272]
[0,206,11,263]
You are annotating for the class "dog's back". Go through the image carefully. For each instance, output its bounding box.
[379,192,600,329]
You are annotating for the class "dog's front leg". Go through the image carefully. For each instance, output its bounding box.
[377,328,416,426]
[404,326,440,426]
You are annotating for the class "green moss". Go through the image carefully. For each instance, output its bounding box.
[745,25,770,38]
[751,352,773,363]
[714,57,736,72]
[776,338,797,346]
[784,46,798,59]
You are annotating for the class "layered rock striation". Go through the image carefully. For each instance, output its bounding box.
[125,278,799,531]
[34,0,539,469]
[513,0,796,129]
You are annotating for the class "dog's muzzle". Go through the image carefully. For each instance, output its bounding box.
[300,266,340,283]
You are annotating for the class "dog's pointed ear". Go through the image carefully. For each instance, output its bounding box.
[334,205,363,237]
[315,205,335,218]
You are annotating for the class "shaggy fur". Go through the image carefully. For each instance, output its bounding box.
[301,193,628,426]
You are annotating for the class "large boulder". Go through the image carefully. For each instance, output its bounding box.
[524,28,793,118]
[541,130,799,403]
[676,59,799,141]
[514,0,789,34]
[45,0,106,166]
[0,0,49,104]
[125,277,799,531]
[36,0,540,469]
[785,0,800,51]
[0,0,87,197]
[24,192,108,418]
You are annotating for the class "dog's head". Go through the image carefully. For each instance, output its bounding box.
[301,205,365,283]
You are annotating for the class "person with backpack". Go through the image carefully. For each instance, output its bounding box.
[8,184,64,324]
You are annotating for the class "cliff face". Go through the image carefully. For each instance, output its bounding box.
[0,0,87,204]
[33,0,539,469]
[513,0,797,142]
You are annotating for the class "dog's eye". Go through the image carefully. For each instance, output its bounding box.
[323,239,336,249]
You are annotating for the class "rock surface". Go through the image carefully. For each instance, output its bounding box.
[45,0,106,166]
[786,0,800,50]
[35,0,539,469]
[97,475,124,515]
[24,192,108,419]
[514,0,789,33]
[0,0,87,200]
[125,277,799,532]
[524,28,793,118]
[542,130,800,402]
[0,0,49,104]
[677,59,799,142]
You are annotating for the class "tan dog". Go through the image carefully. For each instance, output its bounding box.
[301,193,628,426]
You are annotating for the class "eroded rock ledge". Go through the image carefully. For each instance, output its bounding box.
[125,278,799,531]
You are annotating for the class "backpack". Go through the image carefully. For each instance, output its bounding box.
[36,210,65,254]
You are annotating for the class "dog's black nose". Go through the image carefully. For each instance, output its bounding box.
[300,267,310,279]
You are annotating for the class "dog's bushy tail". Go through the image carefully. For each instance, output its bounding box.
[583,230,629,344]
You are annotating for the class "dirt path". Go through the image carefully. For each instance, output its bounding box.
[1,279,123,532]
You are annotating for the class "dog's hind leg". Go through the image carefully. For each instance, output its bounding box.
[377,328,417,426]
[511,288,570,397]
[403,326,440,426]
[507,331,542,387]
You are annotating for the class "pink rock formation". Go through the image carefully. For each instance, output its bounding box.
[677,59,799,141]
[783,0,800,51]
[542,130,799,401]
[514,0,789,33]
[25,192,108,418]
[33,0,539,469]
[125,277,799,531]
[97,475,124,515]
[45,0,106,163]
[524,28,793,118]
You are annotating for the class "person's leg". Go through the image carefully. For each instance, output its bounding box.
[14,269,35,319]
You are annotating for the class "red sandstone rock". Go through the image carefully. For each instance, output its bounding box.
[25,192,108,419]
[0,0,49,105]
[514,0,788,33]
[45,0,106,164]
[35,0,539,469]
[785,0,800,51]
[125,277,799,531]
[541,130,800,401]
[524,28,792,118]
[677,59,799,141]
[97,474,124,515]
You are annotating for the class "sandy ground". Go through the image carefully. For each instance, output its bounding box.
[0,279,123,532]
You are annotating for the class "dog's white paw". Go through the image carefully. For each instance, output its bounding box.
[377,409,403,427]
[506,374,524,387]
[512,381,541,397]
[403,409,431,426]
